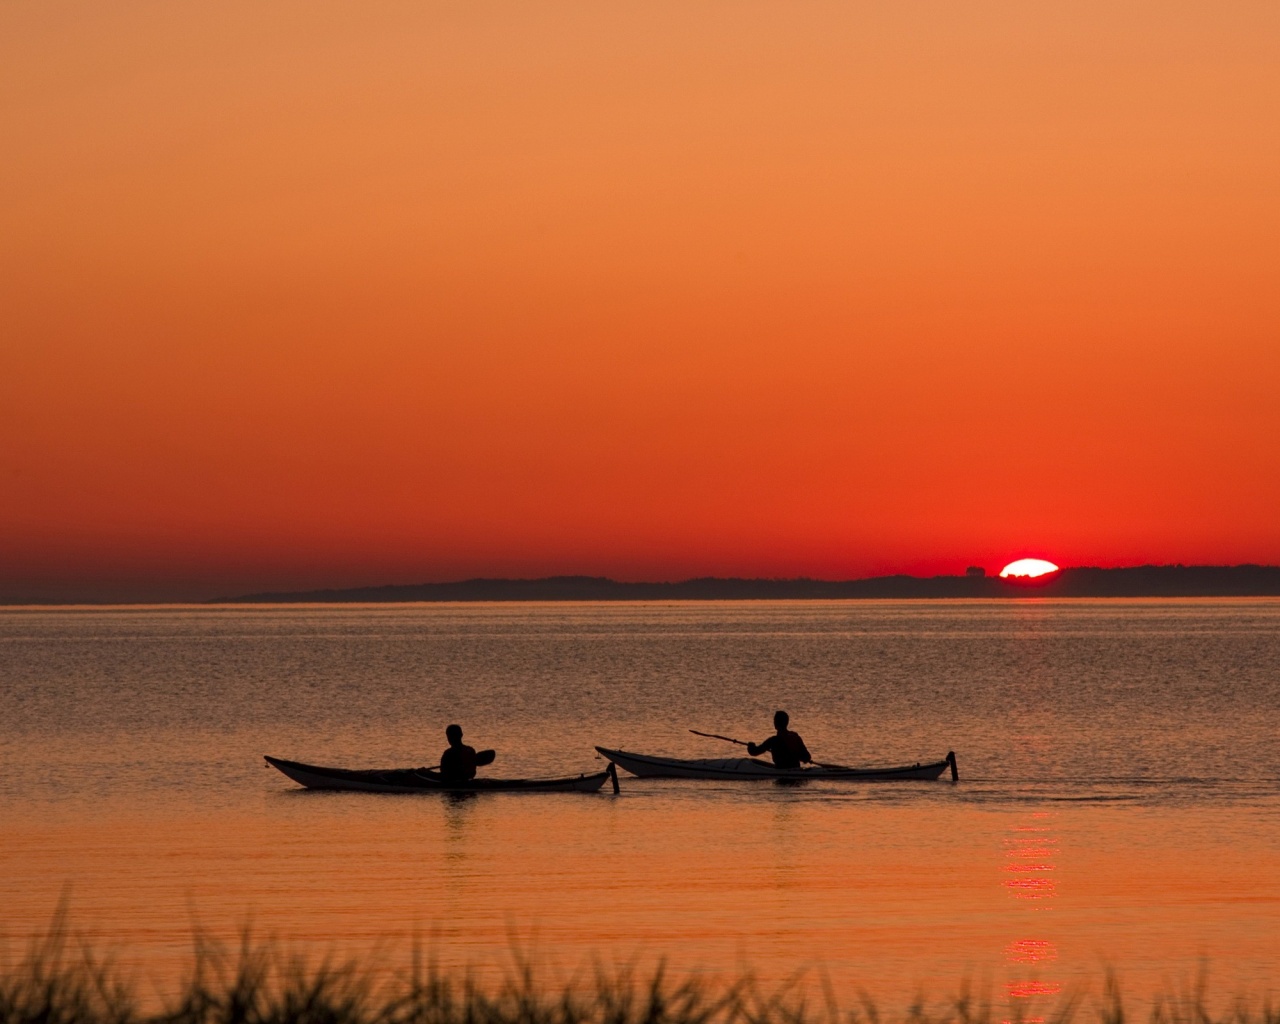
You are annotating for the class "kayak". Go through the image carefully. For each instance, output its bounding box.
[265,755,620,794]
[595,747,957,782]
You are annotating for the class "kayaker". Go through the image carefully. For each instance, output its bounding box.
[438,724,480,782]
[747,710,812,769]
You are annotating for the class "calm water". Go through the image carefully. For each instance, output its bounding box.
[2,600,1278,1010]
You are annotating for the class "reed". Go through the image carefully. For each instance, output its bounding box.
[1,924,1275,1024]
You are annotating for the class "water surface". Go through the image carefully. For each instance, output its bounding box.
[2,600,1277,1009]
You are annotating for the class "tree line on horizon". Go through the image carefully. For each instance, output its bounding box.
[221,564,1280,603]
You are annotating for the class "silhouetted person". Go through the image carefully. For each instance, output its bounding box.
[439,724,479,782]
[747,710,812,769]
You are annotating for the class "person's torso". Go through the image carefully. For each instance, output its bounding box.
[439,743,478,780]
[768,730,806,769]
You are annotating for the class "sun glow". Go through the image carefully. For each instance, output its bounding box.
[1000,558,1060,578]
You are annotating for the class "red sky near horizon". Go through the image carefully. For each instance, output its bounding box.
[3,2,1279,602]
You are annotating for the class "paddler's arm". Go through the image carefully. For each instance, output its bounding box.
[746,736,774,757]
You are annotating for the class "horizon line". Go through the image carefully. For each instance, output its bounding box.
[5,563,1280,607]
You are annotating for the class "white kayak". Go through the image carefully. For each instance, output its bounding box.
[595,747,957,782]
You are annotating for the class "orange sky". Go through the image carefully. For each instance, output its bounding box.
[3,2,1279,601]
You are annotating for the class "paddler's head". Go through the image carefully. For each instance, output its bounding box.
[446,724,464,746]
[773,710,789,731]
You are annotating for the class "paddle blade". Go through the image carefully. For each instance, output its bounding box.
[476,749,496,766]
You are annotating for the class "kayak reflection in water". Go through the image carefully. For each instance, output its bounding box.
[439,724,480,782]
[746,710,812,770]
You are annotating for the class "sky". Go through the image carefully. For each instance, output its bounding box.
[2,1,1279,602]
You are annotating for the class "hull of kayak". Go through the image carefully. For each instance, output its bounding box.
[265,755,618,793]
[595,747,956,782]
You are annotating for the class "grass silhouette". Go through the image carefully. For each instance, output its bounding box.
[2,914,1275,1024]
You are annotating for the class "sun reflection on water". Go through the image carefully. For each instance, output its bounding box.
[1005,939,1057,964]
[1003,812,1060,1012]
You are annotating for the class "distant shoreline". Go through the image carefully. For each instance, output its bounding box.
[214,565,1280,603]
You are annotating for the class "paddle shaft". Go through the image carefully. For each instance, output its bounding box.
[689,729,851,771]
[690,729,749,746]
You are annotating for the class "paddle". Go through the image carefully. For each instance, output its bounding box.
[690,729,748,746]
[422,749,496,772]
[689,729,852,771]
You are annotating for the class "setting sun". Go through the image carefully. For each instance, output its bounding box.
[1000,558,1060,579]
